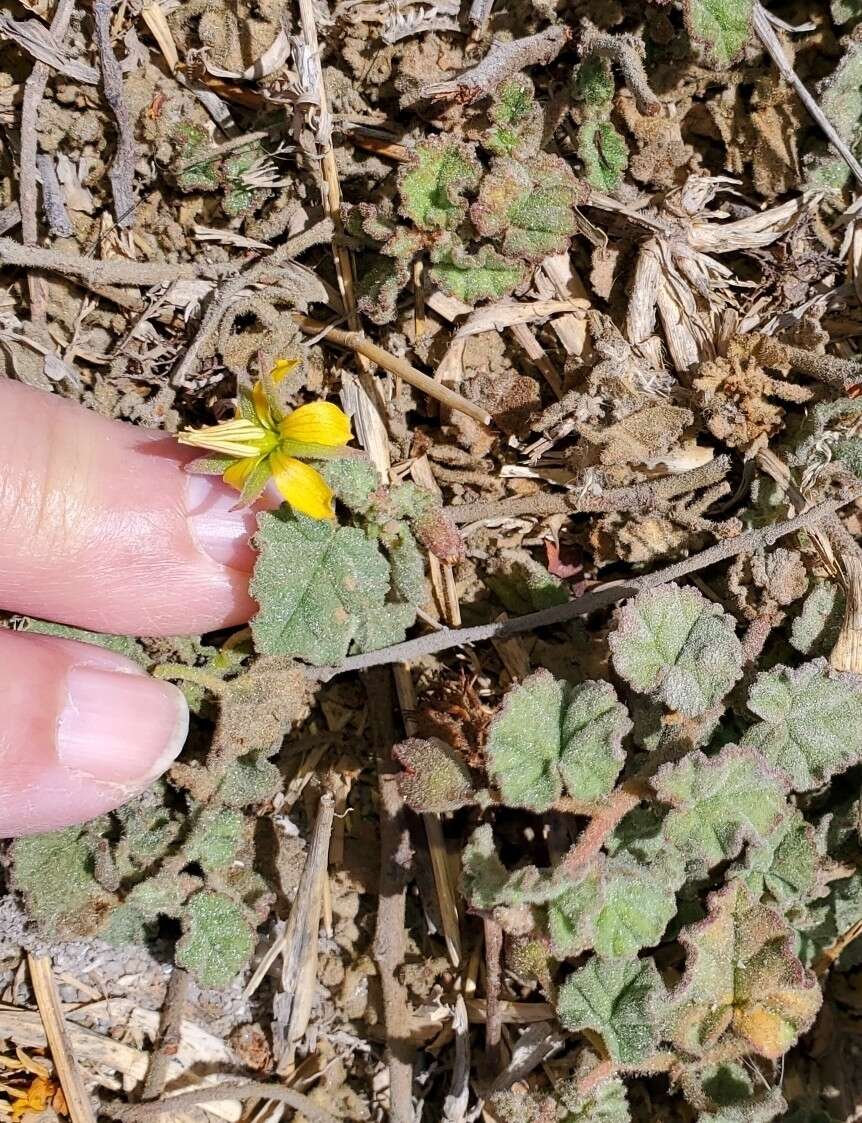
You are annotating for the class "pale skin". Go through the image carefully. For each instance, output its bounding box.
[0,381,269,837]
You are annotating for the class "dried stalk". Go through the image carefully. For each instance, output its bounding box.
[752,1,862,186]
[483,918,504,1072]
[393,664,462,967]
[830,553,862,673]
[104,1083,339,1123]
[417,25,571,101]
[140,968,190,1102]
[19,0,76,324]
[36,154,72,237]
[92,0,136,227]
[295,0,390,475]
[273,791,336,1072]
[752,333,862,390]
[310,492,858,681]
[367,668,415,1123]
[28,954,97,1123]
[0,237,237,284]
[446,458,731,524]
[297,315,492,425]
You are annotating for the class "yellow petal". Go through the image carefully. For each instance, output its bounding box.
[178,418,270,459]
[271,358,301,384]
[279,401,352,448]
[270,452,335,519]
[222,456,261,491]
[251,382,276,429]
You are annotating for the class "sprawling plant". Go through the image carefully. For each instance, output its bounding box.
[8,458,463,986]
[395,581,862,1120]
[347,75,587,323]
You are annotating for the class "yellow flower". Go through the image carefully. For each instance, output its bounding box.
[9,1076,55,1121]
[178,363,353,520]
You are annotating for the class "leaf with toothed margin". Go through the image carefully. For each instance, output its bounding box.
[558,957,666,1065]
[394,737,476,813]
[728,809,830,911]
[741,659,862,791]
[654,745,790,877]
[609,584,744,716]
[176,890,255,988]
[355,255,411,325]
[429,239,527,305]
[578,120,629,191]
[677,1060,787,1122]
[397,137,480,231]
[683,0,753,66]
[482,76,544,159]
[470,154,584,263]
[790,581,845,658]
[668,881,821,1060]
[251,510,399,664]
[547,853,681,959]
[485,669,630,813]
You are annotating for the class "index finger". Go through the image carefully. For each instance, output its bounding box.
[0,381,261,635]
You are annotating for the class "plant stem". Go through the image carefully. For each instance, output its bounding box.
[310,491,858,681]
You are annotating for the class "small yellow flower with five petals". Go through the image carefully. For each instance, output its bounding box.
[178,361,353,520]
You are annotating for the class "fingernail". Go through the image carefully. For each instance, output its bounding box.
[186,474,257,568]
[58,667,189,785]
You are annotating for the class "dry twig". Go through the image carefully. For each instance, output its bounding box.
[312,491,858,680]
[417,25,571,101]
[92,0,136,227]
[28,954,97,1123]
[297,316,492,425]
[140,968,190,1103]
[104,1083,339,1123]
[19,0,76,325]
[367,669,415,1123]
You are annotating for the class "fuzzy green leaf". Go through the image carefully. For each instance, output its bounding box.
[483,76,544,158]
[394,737,476,812]
[484,549,568,614]
[729,810,826,910]
[578,120,629,191]
[126,872,201,921]
[790,581,845,657]
[655,745,789,876]
[14,619,147,665]
[558,957,665,1064]
[471,154,583,263]
[185,808,245,872]
[461,825,547,915]
[669,881,821,1059]
[609,584,744,716]
[317,459,382,514]
[486,669,630,812]
[558,1071,631,1123]
[429,240,526,304]
[741,659,862,790]
[796,872,862,965]
[546,854,680,959]
[356,255,411,325]
[684,0,753,65]
[680,1061,787,1122]
[11,828,112,938]
[807,44,862,190]
[576,57,615,109]
[219,753,283,807]
[397,138,480,231]
[251,510,403,664]
[176,890,255,988]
